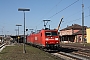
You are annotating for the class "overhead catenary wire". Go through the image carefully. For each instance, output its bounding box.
[34,0,90,30]
[88,6,90,16]
[60,4,90,28]
[35,0,79,30]
[61,15,90,26]
[34,0,62,30]
[41,0,62,19]
[49,2,90,26]
[63,5,90,20]
[48,0,79,19]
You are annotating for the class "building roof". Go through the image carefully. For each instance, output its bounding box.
[60,24,87,31]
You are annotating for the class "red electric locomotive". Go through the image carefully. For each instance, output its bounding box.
[27,18,63,50]
[27,29,60,50]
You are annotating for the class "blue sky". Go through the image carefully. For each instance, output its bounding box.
[0,0,90,35]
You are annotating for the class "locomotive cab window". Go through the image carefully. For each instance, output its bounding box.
[45,32,57,36]
[52,32,57,36]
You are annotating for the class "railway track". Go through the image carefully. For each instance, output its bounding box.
[61,45,90,51]
[51,51,90,60]
[61,44,90,56]
[60,43,90,51]
[72,51,90,59]
[0,43,6,52]
[49,43,90,60]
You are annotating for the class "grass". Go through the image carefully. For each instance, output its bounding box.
[0,44,60,60]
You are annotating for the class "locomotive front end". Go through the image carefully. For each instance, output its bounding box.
[45,30,60,50]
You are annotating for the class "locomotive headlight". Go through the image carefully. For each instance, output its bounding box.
[46,42,48,44]
[55,38,58,40]
[46,38,48,41]
[56,42,59,43]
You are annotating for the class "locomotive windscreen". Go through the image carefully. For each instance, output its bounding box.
[45,32,57,36]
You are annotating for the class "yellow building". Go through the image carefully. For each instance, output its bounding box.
[86,28,90,43]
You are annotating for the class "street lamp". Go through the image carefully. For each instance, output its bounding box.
[18,8,30,53]
[16,24,22,43]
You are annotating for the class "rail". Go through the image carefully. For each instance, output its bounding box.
[51,52,89,60]
[0,43,6,52]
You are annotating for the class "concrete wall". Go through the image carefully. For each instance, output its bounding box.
[86,28,90,43]
[60,29,80,36]
[60,29,72,35]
